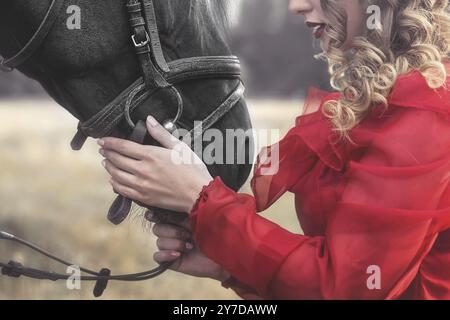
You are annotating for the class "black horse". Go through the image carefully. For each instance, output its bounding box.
[0,0,253,296]
[0,0,253,189]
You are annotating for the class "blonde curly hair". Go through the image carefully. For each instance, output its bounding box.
[318,0,450,139]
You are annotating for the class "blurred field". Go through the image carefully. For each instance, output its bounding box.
[0,99,303,300]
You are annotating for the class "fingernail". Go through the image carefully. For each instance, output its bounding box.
[186,242,194,250]
[97,139,105,146]
[171,251,180,257]
[99,148,105,156]
[147,116,158,127]
[102,159,106,167]
[145,211,153,220]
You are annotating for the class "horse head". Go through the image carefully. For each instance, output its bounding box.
[0,0,254,222]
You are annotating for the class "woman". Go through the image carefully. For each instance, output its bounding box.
[97,0,450,299]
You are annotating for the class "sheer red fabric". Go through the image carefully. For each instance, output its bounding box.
[189,67,450,299]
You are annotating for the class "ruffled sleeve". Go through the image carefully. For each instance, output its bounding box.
[189,72,450,299]
[251,87,343,212]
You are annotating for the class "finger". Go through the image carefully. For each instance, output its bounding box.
[98,137,147,160]
[156,237,194,252]
[146,116,181,150]
[152,223,191,241]
[100,148,141,175]
[103,159,140,189]
[153,250,181,264]
[110,178,145,202]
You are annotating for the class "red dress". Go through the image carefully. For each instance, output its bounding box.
[189,67,450,300]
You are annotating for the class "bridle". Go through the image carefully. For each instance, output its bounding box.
[0,0,245,297]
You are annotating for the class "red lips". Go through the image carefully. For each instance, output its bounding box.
[306,21,326,39]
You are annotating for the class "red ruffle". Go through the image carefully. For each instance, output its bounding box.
[189,178,216,214]
[250,68,450,213]
[189,177,222,234]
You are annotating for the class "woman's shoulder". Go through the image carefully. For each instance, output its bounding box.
[386,64,450,115]
[354,67,450,166]
[284,65,450,171]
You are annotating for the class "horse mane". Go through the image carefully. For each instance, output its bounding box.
[165,0,232,49]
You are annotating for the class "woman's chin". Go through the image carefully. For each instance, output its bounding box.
[309,28,330,52]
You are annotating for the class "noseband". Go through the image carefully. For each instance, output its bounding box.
[0,0,245,297]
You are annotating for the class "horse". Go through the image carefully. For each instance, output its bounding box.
[0,0,253,296]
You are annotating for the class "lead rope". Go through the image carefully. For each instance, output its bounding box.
[0,231,173,297]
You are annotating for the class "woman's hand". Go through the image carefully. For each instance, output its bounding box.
[98,116,213,213]
[147,211,231,282]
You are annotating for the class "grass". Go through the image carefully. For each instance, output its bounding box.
[0,99,303,299]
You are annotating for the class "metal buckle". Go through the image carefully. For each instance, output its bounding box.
[0,58,13,72]
[162,120,177,133]
[131,32,150,48]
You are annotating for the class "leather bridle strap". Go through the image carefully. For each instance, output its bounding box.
[185,81,245,144]
[0,0,64,72]
[70,56,242,150]
[0,230,172,297]
[141,0,170,73]
[127,0,169,89]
